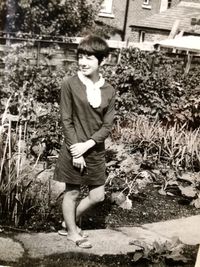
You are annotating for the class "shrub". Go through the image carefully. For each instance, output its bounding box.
[106,116,200,206]
[102,48,200,129]
[0,42,67,226]
[0,42,66,158]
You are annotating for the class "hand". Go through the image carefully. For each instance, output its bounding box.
[70,140,95,158]
[72,156,86,173]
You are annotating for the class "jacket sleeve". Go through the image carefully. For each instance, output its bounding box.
[60,78,78,147]
[91,89,115,144]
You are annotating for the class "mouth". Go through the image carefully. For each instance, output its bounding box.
[80,68,90,71]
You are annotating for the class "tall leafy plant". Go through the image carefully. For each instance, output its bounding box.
[0,42,65,226]
[1,42,65,157]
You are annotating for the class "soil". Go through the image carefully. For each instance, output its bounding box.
[3,183,199,233]
[16,183,200,233]
[80,184,200,231]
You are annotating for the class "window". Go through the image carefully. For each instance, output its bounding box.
[143,0,150,4]
[160,0,172,12]
[142,0,151,9]
[139,31,145,42]
[99,0,114,17]
[168,0,172,8]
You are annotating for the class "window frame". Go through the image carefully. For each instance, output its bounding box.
[139,30,146,42]
[99,0,114,18]
[168,0,172,8]
[143,0,150,5]
[142,0,151,9]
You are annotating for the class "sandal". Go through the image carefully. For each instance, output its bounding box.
[58,229,88,238]
[68,238,92,249]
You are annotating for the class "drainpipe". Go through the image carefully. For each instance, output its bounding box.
[122,0,130,41]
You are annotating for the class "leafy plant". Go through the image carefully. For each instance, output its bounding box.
[0,100,45,226]
[102,48,200,129]
[106,116,200,206]
[0,42,65,158]
[130,237,189,264]
[112,117,200,171]
[0,42,65,226]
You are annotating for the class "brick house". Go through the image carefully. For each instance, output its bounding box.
[97,0,180,40]
[129,0,200,42]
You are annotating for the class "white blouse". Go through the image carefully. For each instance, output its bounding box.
[77,71,105,108]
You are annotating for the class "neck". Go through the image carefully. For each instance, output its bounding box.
[87,71,100,83]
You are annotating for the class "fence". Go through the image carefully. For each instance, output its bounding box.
[0,31,199,74]
[0,31,155,71]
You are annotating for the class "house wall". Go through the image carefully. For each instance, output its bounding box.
[98,0,127,40]
[98,0,180,41]
[125,0,161,41]
[130,28,170,42]
[160,0,180,12]
[143,30,169,42]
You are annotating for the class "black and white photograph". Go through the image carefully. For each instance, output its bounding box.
[0,0,200,266]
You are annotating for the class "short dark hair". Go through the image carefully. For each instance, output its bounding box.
[77,35,109,64]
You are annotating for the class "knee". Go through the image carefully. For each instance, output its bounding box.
[64,188,80,201]
[89,193,105,204]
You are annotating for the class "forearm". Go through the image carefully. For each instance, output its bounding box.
[85,139,96,149]
[60,77,79,147]
[62,120,78,147]
[90,126,111,144]
[70,139,96,158]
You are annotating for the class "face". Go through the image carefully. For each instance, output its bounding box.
[78,54,99,78]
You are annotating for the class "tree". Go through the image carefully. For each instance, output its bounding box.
[0,0,103,36]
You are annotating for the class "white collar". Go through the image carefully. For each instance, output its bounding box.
[78,71,105,108]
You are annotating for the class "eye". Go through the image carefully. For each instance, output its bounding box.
[88,55,96,60]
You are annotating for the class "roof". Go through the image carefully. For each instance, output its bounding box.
[154,35,200,53]
[130,1,200,33]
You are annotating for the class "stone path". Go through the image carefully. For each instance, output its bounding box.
[0,215,200,266]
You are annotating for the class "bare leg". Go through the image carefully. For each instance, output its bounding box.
[62,184,82,241]
[76,184,105,223]
[61,184,105,232]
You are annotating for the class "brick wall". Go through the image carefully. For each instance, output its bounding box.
[98,0,180,41]
[97,0,127,40]
[130,28,169,42]
[129,31,139,42]
[144,30,169,42]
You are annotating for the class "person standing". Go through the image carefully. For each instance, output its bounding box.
[54,35,115,248]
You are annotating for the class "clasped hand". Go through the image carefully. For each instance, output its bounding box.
[70,140,95,173]
[70,142,89,158]
[72,156,86,173]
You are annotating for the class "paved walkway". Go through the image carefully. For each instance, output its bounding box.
[0,215,200,266]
